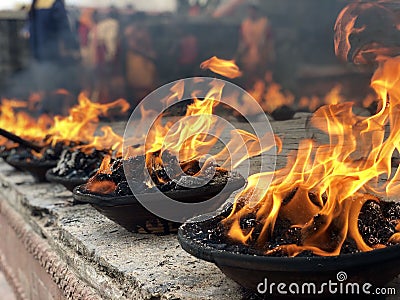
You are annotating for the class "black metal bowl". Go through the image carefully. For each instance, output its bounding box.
[6,156,57,182]
[178,205,400,299]
[45,169,88,192]
[73,175,245,234]
[0,146,25,170]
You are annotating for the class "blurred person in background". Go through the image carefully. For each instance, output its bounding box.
[78,8,95,93]
[170,27,199,79]
[119,4,136,29]
[86,8,124,103]
[213,0,245,18]
[78,8,94,64]
[236,2,275,87]
[28,0,80,114]
[124,18,157,108]
[29,0,71,62]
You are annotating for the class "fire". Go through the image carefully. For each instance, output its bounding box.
[262,81,294,113]
[0,92,129,160]
[222,51,400,256]
[78,126,124,155]
[200,57,375,115]
[89,79,278,193]
[0,98,52,146]
[298,85,344,112]
[140,80,278,185]
[201,56,243,79]
[201,57,294,113]
[246,80,359,114]
[85,155,117,194]
[240,77,296,115]
[46,92,129,146]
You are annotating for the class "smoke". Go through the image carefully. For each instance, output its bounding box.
[3,60,81,115]
[65,0,177,12]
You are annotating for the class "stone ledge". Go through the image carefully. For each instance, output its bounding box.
[0,163,242,300]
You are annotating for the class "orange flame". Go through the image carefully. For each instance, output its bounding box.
[0,92,129,160]
[201,58,373,115]
[141,80,278,173]
[201,56,243,79]
[223,55,400,256]
[46,93,129,146]
[90,79,279,193]
[78,126,124,155]
[0,98,52,145]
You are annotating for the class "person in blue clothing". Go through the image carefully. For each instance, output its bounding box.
[28,0,72,63]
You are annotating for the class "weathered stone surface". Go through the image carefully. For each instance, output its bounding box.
[0,162,244,299]
[0,269,16,300]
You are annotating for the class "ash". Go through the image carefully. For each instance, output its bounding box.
[50,148,106,180]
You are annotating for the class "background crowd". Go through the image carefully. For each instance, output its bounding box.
[23,0,275,113]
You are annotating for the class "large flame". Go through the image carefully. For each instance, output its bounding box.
[223,55,400,257]
[89,79,279,193]
[46,93,129,146]
[77,126,124,155]
[142,80,279,179]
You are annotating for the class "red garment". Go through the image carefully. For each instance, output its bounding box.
[179,35,198,65]
[78,24,90,47]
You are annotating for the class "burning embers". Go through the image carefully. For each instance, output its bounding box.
[197,191,400,257]
[83,79,274,198]
[49,126,125,180]
[84,152,235,197]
